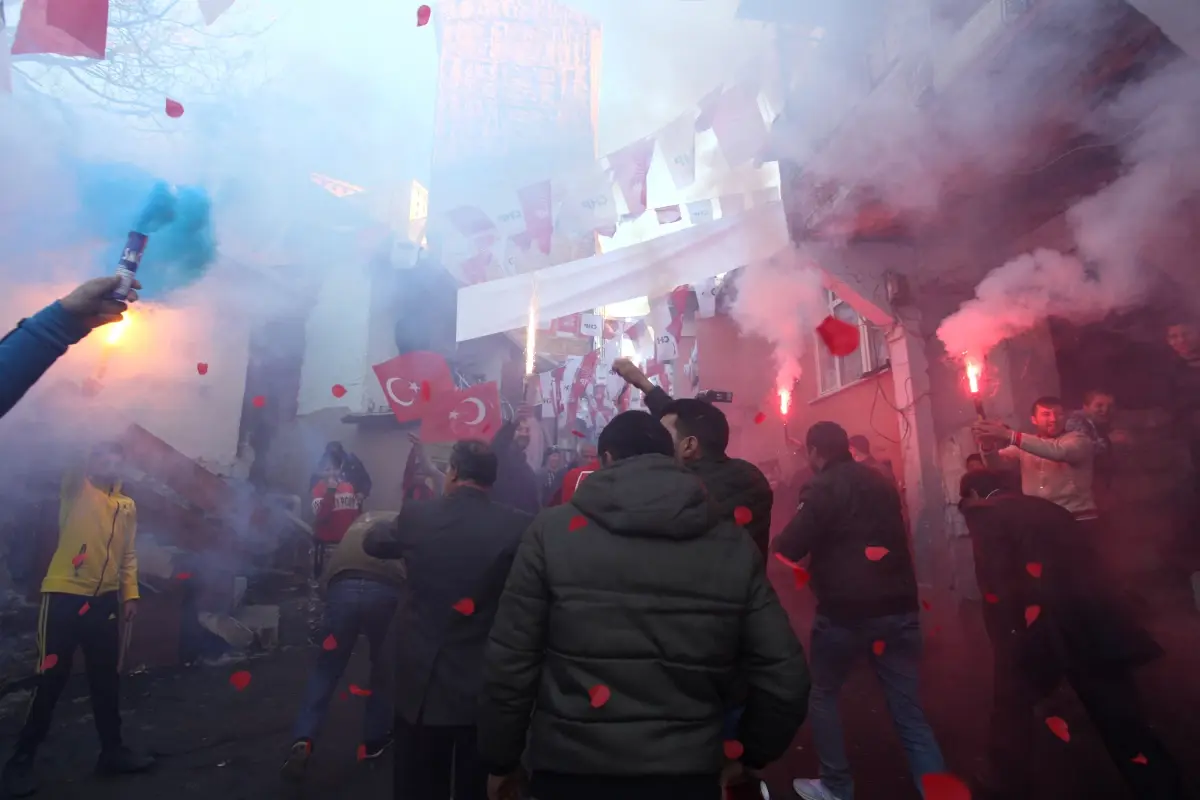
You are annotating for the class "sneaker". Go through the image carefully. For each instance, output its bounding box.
[792,778,845,800]
[2,753,38,798]
[281,739,312,781]
[96,746,155,775]
[360,736,392,761]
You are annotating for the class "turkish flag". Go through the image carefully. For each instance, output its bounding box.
[372,351,455,424]
[14,0,108,59]
[421,382,502,443]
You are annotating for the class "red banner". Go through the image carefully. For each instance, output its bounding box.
[14,0,108,58]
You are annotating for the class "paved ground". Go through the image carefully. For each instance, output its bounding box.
[1,562,1198,799]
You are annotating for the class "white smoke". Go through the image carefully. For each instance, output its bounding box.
[729,248,828,393]
[938,55,1200,359]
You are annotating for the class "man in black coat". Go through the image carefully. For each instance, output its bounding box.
[774,422,944,800]
[479,410,809,800]
[363,440,532,800]
[958,469,1186,800]
[489,418,541,515]
[612,358,773,558]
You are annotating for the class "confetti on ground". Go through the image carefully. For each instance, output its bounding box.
[331,384,347,398]
[229,670,252,691]
[754,412,766,425]
[733,506,753,526]
[356,744,367,761]
[984,593,999,604]
[420,381,432,401]
[588,684,611,708]
[1132,753,1148,765]
[196,362,208,375]
[864,546,889,561]
[165,98,184,118]
[1045,716,1070,742]
[569,516,588,531]
[252,395,265,408]
[1026,562,1043,578]
[723,740,744,759]
[78,602,90,616]
[920,773,972,800]
[349,684,372,697]
[417,5,431,26]
[452,597,475,616]
[872,640,886,656]
[40,654,58,671]
[1025,605,1041,626]
[322,635,338,652]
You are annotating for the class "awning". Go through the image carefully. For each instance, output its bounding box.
[456,201,790,342]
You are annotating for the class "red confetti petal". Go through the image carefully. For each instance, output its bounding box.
[420,381,432,402]
[71,553,85,568]
[872,640,886,656]
[349,684,372,697]
[40,654,59,671]
[920,773,972,800]
[816,315,861,357]
[1045,715,1070,742]
[196,362,209,375]
[722,740,744,759]
[452,597,475,616]
[229,670,252,691]
[753,412,766,425]
[165,98,185,118]
[733,506,753,526]
[175,571,192,580]
[252,395,266,408]
[588,684,611,708]
[571,430,585,438]
[921,599,932,611]
[1026,562,1043,578]
[322,635,338,651]
[984,593,999,604]
[1025,604,1042,627]
[1131,753,1148,765]
[78,602,90,616]
[331,384,347,398]
[416,4,431,26]
[772,553,810,588]
[569,515,588,532]
[356,743,367,761]
[864,546,889,561]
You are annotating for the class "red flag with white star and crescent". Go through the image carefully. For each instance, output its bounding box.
[421,381,502,444]
[372,351,455,424]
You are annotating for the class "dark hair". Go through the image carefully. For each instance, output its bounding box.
[657,398,729,456]
[848,434,871,454]
[1030,395,1063,416]
[449,439,498,487]
[805,421,850,461]
[1082,388,1114,405]
[598,411,675,462]
[542,447,560,466]
[959,468,1020,501]
[965,453,984,467]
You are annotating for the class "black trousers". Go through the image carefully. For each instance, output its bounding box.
[530,772,722,800]
[393,717,487,800]
[17,592,122,756]
[987,645,1186,799]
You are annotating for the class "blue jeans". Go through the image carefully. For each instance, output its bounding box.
[292,577,400,744]
[808,612,944,800]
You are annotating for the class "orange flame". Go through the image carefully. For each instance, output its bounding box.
[966,358,982,395]
[778,387,792,416]
[105,314,132,347]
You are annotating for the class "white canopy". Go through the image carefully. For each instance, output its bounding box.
[455,201,790,341]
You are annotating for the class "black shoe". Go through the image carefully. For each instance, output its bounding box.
[360,736,392,761]
[2,753,37,797]
[281,739,312,781]
[95,746,155,776]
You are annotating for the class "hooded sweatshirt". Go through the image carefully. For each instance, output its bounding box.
[479,453,809,785]
[42,469,139,601]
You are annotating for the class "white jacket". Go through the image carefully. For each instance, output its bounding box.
[984,430,1096,518]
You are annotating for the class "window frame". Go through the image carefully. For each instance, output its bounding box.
[815,289,889,396]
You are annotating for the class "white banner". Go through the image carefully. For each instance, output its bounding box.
[579,313,603,339]
[657,111,698,190]
[695,276,719,318]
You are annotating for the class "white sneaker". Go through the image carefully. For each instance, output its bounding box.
[792,778,845,800]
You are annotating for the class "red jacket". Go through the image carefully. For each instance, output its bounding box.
[312,480,363,544]
[556,460,600,505]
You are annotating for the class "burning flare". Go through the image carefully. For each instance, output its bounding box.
[778,386,792,417]
[105,314,132,347]
[965,357,982,395]
[524,283,538,376]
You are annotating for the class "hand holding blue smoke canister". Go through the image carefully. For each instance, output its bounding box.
[0,276,142,420]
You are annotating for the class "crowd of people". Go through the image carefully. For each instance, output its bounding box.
[0,278,1196,799]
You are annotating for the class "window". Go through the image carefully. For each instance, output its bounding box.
[816,290,890,395]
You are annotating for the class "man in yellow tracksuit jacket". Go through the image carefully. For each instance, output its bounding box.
[2,442,155,798]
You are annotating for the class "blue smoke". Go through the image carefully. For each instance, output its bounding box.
[72,162,217,300]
